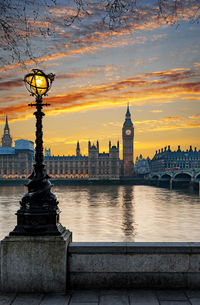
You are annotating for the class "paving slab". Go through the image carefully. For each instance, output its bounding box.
[12,294,43,305]
[40,294,70,305]
[100,289,128,296]
[156,290,187,301]
[190,299,200,305]
[69,303,98,305]
[99,295,129,305]
[129,290,159,305]
[0,293,16,305]
[160,301,191,305]
[70,290,99,303]
[186,290,200,298]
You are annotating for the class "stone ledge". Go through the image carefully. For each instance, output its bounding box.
[68,242,200,254]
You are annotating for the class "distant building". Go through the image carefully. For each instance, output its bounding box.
[44,140,120,180]
[44,141,88,179]
[0,117,34,177]
[88,140,120,180]
[44,105,133,180]
[0,106,134,179]
[134,154,150,176]
[151,145,200,173]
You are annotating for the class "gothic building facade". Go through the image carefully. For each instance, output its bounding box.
[0,106,135,179]
[0,117,34,177]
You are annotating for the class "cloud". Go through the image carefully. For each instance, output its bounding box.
[194,62,200,69]
[135,57,158,67]
[163,116,183,120]
[188,113,200,119]
[0,66,200,122]
[0,79,23,90]
[150,110,163,113]
[135,115,200,133]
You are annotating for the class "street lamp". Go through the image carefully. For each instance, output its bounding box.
[10,69,66,236]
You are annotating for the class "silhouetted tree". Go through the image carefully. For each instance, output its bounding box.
[0,0,199,66]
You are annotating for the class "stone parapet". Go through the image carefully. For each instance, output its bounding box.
[68,242,200,289]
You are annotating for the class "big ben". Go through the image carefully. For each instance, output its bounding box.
[122,104,134,176]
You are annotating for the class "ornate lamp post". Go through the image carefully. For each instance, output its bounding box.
[10,69,66,236]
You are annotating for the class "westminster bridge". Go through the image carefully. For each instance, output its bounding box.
[149,169,200,189]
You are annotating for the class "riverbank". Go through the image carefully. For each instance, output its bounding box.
[0,177,199,191]
[0,177,148,186]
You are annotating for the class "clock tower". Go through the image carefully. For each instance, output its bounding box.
[122,104,134,176]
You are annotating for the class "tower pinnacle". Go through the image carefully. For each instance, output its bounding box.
[76,140,81,156]
[2,116,12,147]
[5,115,9,131]
[126,103,131,119]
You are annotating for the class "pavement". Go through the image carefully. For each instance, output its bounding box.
[1,289,200,305]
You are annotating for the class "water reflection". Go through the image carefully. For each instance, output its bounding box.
[121,186,135,240]
[0,185,199,241]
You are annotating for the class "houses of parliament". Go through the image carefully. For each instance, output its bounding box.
[0,106,134,180]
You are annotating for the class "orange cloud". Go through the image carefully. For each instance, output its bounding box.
[163,116,184,120]
[0,67,199,122]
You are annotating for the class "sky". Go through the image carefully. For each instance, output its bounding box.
[0,0,200,160]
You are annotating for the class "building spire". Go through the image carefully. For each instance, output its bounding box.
[2,115,12,147]
[126,103,131,119]
[4,115,9,132]
[76,140,81,156]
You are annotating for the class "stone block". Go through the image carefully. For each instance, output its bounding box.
[190,299,200,305]
[70,253,189,273]
[70,272,128,289]
[127,254,189,272]
[189,255,200,272]
[68,242,127,254]
[1,230,72,293]
[127,272,188,289]
[187,273,200,289]
[70,254,126,272]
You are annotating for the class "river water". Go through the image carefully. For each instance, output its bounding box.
[0,185,199,241]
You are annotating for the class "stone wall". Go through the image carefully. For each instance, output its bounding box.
[68,242,200,289]
[1,241,200,291]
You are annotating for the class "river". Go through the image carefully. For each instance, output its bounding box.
[0,185,199,241]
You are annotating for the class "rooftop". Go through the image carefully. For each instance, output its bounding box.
[0,147,15,155]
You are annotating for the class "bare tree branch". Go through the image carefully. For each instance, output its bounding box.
[0,0,199,66]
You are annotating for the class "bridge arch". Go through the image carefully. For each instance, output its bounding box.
[174,172,192,181]
[160,173,172,180]
[195,172,200,180]
[151,174,159,180]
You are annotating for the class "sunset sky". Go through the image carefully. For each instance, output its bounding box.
[0,1,199,160]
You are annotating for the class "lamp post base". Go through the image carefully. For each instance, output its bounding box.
[10,208,66,236]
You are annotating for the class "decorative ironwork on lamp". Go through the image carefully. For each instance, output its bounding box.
[10,69,66,236]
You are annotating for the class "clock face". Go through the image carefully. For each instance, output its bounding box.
[125,129,131,135]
